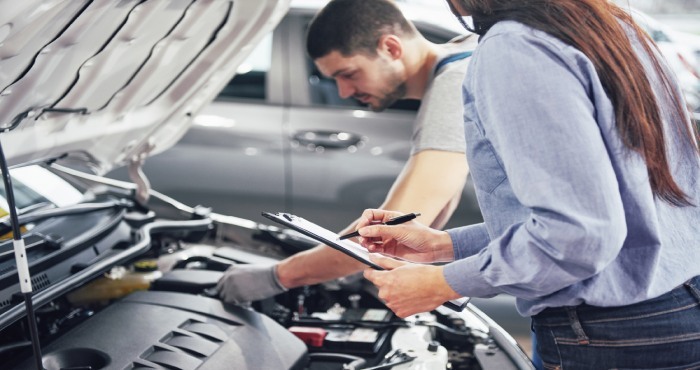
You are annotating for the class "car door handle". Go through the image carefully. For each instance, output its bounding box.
[291,130,364,149]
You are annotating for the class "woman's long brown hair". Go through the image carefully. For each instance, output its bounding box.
[452,0,699,206]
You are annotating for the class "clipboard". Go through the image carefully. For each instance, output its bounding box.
[261,212,470,312]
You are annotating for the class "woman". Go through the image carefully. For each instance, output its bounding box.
[355,0,700,368]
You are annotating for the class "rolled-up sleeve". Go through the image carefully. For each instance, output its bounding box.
[444,30,628,299]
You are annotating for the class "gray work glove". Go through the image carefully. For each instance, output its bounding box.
[216,264,287,305]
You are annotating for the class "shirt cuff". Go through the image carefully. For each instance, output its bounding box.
[447,223,491,260]
[443,254,500,298]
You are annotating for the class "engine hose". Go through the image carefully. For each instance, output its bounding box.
[307,352,367,370]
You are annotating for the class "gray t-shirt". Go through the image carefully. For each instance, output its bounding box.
[410,36,476,155]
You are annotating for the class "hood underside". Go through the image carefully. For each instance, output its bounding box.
[0,0,288,174]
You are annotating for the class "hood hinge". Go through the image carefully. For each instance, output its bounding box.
[127,138,155,206]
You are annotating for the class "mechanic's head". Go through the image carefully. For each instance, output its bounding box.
[306,0,419,112]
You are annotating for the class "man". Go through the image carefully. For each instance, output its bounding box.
[217,0,476,304]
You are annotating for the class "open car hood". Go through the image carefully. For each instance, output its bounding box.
[0,0,288,174]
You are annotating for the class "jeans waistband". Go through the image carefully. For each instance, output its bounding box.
[533,275,700,327]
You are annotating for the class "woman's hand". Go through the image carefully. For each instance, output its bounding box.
[355,209,454,263]
[363,254,461,318]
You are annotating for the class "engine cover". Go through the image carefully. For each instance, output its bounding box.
[12,291,307,370]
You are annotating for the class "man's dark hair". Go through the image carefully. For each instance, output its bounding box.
[306,0,417,60]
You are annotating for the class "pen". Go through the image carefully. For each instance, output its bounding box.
[338,212,421,240]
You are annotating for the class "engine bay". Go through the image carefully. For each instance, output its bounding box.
[0,167,530,370]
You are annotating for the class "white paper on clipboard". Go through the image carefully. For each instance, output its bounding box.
[261,212,471,312]
[262,212,382,269]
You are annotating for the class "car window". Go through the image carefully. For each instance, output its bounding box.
[0,166,83,212]
[650,29,671,43]
[0,181,46,216]
[217,33,273,101]
[0,166,84,240]
[631,13,672,43]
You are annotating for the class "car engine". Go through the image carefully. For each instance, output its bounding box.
[0,166,530,370]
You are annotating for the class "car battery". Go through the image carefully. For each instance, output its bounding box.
[322,307,393,355]
[289,326,327,348]
[323,326,390,355]
[341,307,392,322]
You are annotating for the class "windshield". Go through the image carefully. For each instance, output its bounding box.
[0,166,84,239]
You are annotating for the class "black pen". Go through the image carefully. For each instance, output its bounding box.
[338,212,421,240]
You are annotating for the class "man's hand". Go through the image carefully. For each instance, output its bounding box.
[216,264,287,304]
[363,254,461,318]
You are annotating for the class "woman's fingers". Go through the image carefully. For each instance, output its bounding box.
[357,224,385,238]
[359,209,403,225]
[363,262,453,318]
[369,253,406,270]
[358,225,399,253]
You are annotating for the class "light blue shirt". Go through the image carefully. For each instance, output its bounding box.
[443,21,700,317]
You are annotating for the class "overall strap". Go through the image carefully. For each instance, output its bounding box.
[434,51,473,73]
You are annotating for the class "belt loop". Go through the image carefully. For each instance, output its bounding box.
[684,276,700,303]
[565,307,590,345]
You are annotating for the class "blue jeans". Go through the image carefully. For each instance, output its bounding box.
[531,328,544,370]
[532,276,700,370]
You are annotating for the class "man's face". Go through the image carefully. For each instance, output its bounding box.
[314,50,406,112]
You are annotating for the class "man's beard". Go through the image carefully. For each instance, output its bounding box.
[359,65,407,112]
[369,80,407,112]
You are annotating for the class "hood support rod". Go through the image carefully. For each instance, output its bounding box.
[0,137,44,370]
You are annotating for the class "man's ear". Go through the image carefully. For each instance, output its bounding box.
[377,35,403,60]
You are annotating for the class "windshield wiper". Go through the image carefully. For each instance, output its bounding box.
[17,201,54,215]
[0,199,133,236]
